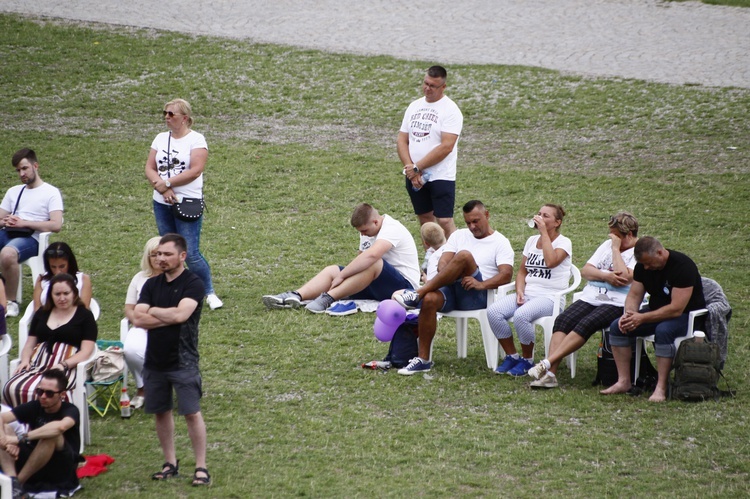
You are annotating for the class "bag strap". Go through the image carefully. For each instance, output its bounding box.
[717,370,736,398]
[11,186,26,215]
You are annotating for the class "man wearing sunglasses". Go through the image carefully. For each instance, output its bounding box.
[0,369,81,498]
[0,148,64,318]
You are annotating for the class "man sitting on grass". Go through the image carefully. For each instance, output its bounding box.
[0,369,81,498]
[263,203,420,315]
[393,200,514,375]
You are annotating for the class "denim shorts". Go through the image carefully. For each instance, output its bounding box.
[0,230,39,262]
[143,367,202,416]
[438,268,487,312]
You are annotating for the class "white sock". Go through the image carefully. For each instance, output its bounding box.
[510,353,520,359]
[541,359,551,370]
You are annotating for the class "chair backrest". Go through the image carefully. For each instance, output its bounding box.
[0,334,12,390]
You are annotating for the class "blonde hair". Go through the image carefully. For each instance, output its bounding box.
[165,98,194,127]
[420,222,446,249]
[140,236,163,276]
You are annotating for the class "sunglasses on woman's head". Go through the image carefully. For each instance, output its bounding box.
[34,388,63,398]
[45,248,66,257]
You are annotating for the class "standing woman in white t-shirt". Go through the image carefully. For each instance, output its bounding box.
[487,204,572,377]
[123,236,162,409]
[32,241,92,312]
[144,98,222,310]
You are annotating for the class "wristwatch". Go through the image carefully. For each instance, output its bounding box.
[19,433,28,445]
[412,164,420,173]
[165,180,172,188]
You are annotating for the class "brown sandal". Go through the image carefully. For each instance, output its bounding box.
[152,461,179,480]
[192,467,211,486]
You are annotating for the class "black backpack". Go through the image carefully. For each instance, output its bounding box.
[383,317,419,368]
[592,332,657,391]
[671,338,724,401]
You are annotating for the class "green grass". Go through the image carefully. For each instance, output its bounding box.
[1,13,749,498]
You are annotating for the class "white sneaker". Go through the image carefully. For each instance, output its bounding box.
[527,361,548,380]
[530,372,558,389]
[206,294,223,310]
[5,301,19,317]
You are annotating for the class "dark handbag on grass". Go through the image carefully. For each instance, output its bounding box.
[4,186,35,238]
[171,197,205,221]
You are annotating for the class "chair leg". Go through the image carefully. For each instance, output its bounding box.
[634,338,644,380]
[478,311,499,369]
[455,318,468,358]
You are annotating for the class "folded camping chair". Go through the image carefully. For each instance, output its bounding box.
[85,339,126,417]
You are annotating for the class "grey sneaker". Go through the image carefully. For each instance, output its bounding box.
[305,293,335,314]
[527,361,548,380]
[393,290,421,309]
[262,291,301,310]
[530,372,558,389]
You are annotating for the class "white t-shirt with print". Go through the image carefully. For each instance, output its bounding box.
[522,234,573,298]
[442,229,514,280]
[359,215,420,289]
[400,95,463,182]
[1,183,64,241]
[578,239,637,307]
[150,130,208,204]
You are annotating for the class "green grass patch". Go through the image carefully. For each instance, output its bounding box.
[1,13,749,498]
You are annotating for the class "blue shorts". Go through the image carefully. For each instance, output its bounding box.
[439,268,488,312]
[406,178,455,219]
[342,260,413,301]
[143,367,202,416]
[0,230,39,262]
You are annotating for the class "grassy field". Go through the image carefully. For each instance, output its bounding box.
[1,13,749,498]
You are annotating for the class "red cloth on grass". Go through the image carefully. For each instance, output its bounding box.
[77,454,115,478]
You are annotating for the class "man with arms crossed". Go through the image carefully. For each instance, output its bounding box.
[394,200,514,375]
[0,370,81,498]
[0,148,63,317]
[602,237,704,402]
[263,203,419,315]
[133,233,210,486]
[398,65,463,241]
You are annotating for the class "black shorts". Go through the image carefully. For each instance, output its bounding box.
[552,300,624,340]
[406,178,455,219]
[17,440,79,491]
[143,367,203,416]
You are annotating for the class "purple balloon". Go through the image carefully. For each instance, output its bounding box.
[376,299,406,327]
[373,317,398,342]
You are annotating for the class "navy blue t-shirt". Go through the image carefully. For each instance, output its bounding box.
[634,249,705,313]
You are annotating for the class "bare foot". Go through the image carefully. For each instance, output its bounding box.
[648,389,667,402]
[600,381,631,395]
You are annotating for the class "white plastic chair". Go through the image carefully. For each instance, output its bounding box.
[0,334,12,392]
[0,473,12,499]
[120,318,131,391]
[16,231,51,303]
[10,298,101,453]
[500,265,582,375]
[441,288,500,369]
[633,308,707,380]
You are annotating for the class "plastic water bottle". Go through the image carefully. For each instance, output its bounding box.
[411,171,431,191]
[120,387,131,419]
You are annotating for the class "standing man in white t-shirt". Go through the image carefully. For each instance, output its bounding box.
[263,203,420,315]
[393,200,514,375]
[0,148,63,317]
[398,65,463,242]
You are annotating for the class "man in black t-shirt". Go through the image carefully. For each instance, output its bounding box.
[602,237,705,402]
[0,369,80,497]
[134,233,210,486]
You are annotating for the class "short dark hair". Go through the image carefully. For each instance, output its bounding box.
[43,273,83,312]
[634,236,663,260]
[160,233,188,253]
[350,203,376,228]
[12,148,37,167]
[427,65,447,80]
[42,242,81,282]
[462,200,486,213]
[42,367,69,392]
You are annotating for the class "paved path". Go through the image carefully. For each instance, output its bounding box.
[2,0,749,88]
